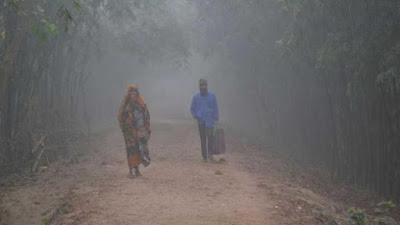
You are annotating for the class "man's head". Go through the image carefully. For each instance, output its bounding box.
[199,79,208,95]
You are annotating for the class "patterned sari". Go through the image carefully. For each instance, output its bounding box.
[118,85,151,169]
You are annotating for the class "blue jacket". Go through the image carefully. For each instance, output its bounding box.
[190,91,219,127]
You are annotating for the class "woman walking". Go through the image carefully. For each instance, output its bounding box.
[118,84,151,178]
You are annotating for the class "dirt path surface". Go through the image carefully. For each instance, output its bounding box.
[1,121,398,225]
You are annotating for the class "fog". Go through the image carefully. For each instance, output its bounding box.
[83,0,274,138]
[2,0,400,198]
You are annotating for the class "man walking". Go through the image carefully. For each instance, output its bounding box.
[190,79,219,162]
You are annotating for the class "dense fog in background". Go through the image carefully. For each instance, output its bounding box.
[2,0,400,198]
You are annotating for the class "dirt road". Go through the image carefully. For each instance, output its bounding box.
[1,121,394,225]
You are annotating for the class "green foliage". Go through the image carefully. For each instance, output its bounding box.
[5,0,19,10]
[373,201,396,225]
[74,0,82,11]
[30,19,58,41]
[347,207,368,225]
[58,6,76,32]
[36,5,44,14]
[377,201,395,211]
[375,217,390,225]
[376,67,400,94]
[316,34,351,70]
[277,0,301,13]
[41,216,50,225]
[29,3,57,41]
[25,1,82,40]
[346,202,395,225]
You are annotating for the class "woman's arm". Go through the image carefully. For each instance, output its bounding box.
[118,100,126,129]
[144,104,151,134]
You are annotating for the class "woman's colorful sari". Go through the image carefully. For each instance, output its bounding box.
[118,84,151,169]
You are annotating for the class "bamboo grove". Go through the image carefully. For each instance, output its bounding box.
[283,0,400,198]
[1,0,400,200]
[274,0,400,199]
[279,0,400,199]
[197,0,400,199]
[0,0,188,173]
[0,0,90,173]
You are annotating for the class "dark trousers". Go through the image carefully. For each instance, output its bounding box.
[198,124,214,160]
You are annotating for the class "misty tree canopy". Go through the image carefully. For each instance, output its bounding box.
[1,0,400,200]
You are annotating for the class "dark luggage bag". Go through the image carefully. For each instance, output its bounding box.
[213,127,226,155]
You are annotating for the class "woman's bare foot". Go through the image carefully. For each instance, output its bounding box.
[135,170,142,177]
[127,173,135,179]
[134,167,142,177]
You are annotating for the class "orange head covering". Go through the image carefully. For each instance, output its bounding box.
[118,84,147,123]
[126,84,146,106]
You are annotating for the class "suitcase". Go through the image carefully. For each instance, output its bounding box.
[213,127,226,155]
